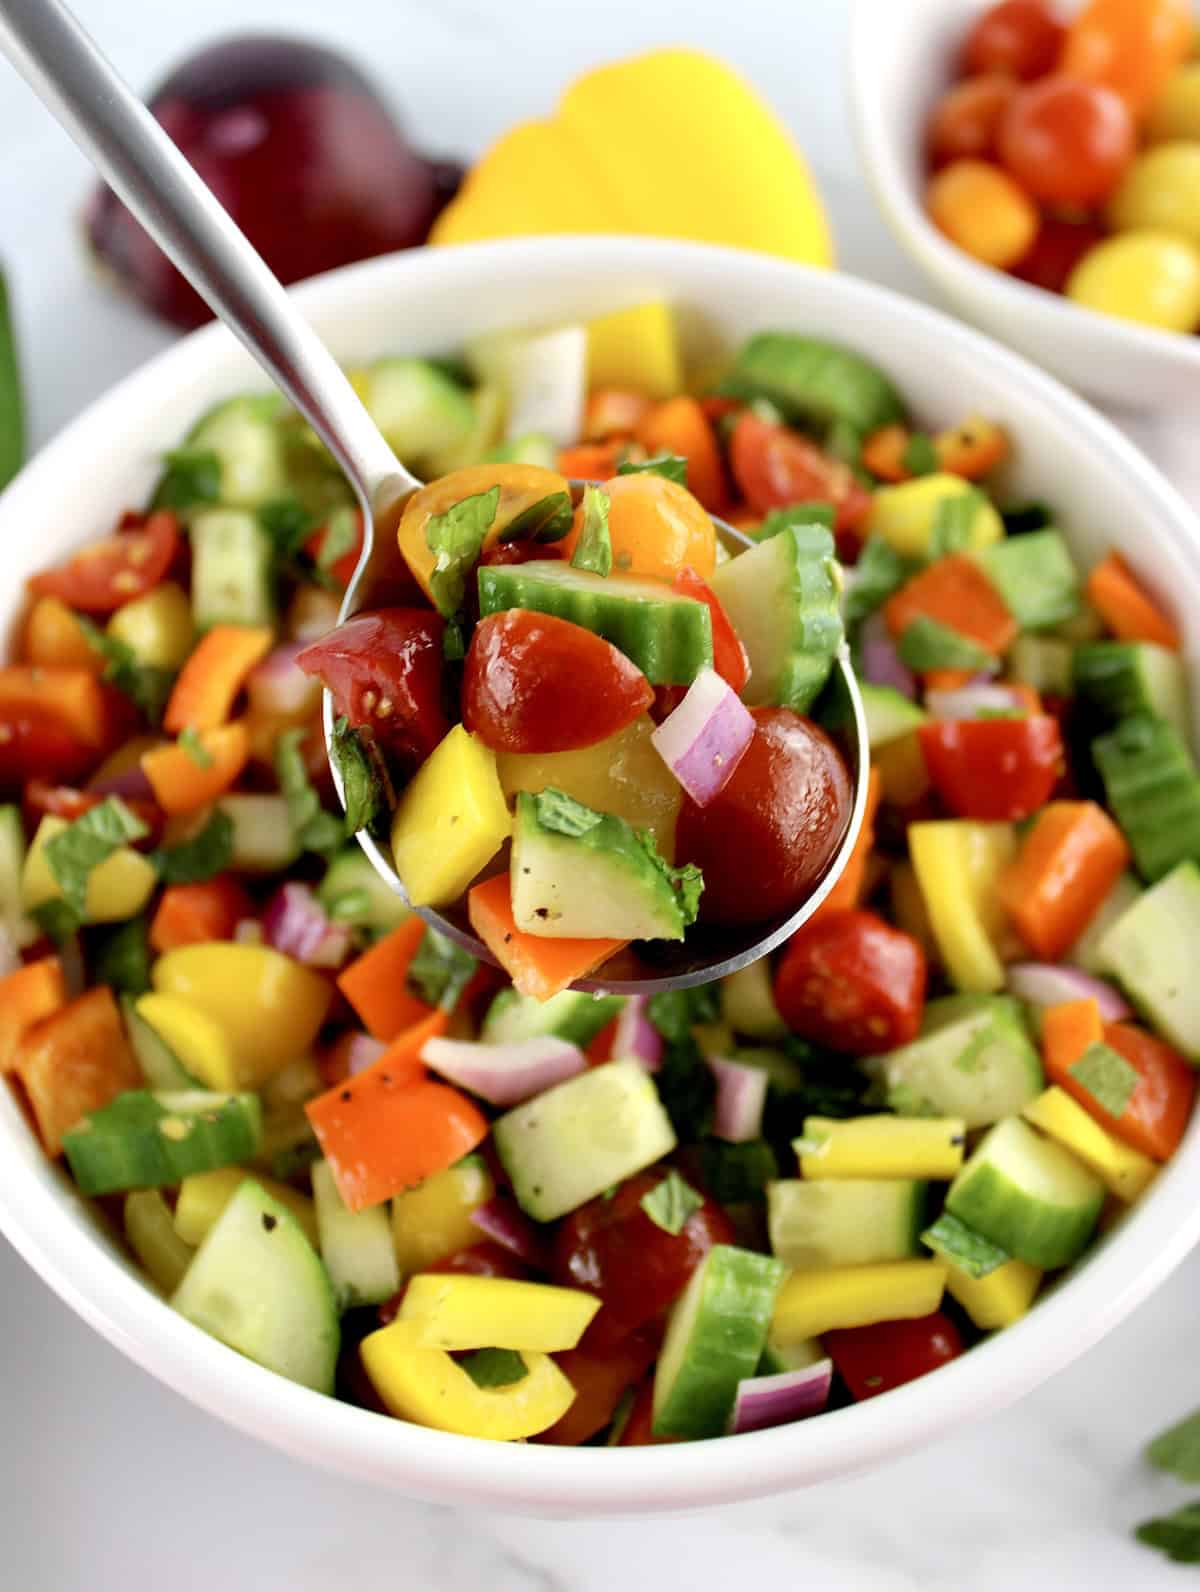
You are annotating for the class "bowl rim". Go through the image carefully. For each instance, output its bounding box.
[845,0,1200,374]
[3,233,1200,1514]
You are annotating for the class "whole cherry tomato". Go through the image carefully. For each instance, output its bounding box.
[675,707,852,925]
[773,908,927,1054]
[927,75,1018,166]
[962,0,1067,80]
[0,711,97,791]
[461,610,654,755]
[999,77,1135,206]
[1061,0,1193,116]
[619,1375,680,1446]
[926,159,1039,268]
[729,412,872,537]
[670,565,750,693]
[1012,215,1108,293]
[296,607,448,768]
[918,714,1064,821]
[28,511,180,614]
[824,1312,964,1402]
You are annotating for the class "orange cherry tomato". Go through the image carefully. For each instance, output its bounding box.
[926,159,1039,268]
[999,76,1135,206]
[560,472,716,582]
[962,0,1067,80]
[927,75,1019,166]
[1061,0,1194,116]
[728,411,872,535]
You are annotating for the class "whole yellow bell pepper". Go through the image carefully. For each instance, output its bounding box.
[398,1274,600,1352]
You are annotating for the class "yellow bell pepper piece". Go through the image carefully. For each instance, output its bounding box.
[865,474,1004,561]
[151,943,332,1084]
[359,1331,575,1441]
[874,733,932,809]
[21,815,158,924]
[135,993,239,1092]
[431,49,832,272]
[772,1261,948,1344]
[796,1115,967,1181]
[392,1155,494,1274]
[586,304,682,399]
[390,726,510,907]
[909,821,1017,993]
[889,859,940,967]
[106,581,195,670]
[398,1274,600,1352]
[944,1256,1042,1330]
[174,1166,318,1249]
[1022,1087,1157,1202]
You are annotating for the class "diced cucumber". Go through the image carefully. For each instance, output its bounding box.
[171,1178,339,1393]
[1098,860,1200,1058]
[1093,714,1200,882]
[488,432,559,469]
[708,523,843,713]
[61,1089,262,1195]
[189,509,275,630]
[478,560,712,686]
[123,1189,194,1295]
[859,683,929,749]
[470,325,587,448]
[480,988,623,1048]
[1008,635,1074,696]
[1067,871,1142,974]
[758,1332,826,1376]
[510,790,699,942]
[492,1058,677,1221]
[718,334,905,436]
[652,1244,784,1439]
[945,1116,1104,1269]
[120,994,196,1090]
[357,357,478,478]
[972,530,1080,631]
[177,394,288,508]
[215,795,300,874]
[879,993,1043,1128]
[1073,642,1189,740]
[312,1159,399,1310]
[720,960,789,1041]
[316,845,410,935]
[767,1179,925,1269]
[0,803,35,947]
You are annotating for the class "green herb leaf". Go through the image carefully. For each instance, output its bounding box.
[896,615,996,673]
[1069,1042,1139,1119]
[460,1348,528,1390]
[425,487,500,618]
[1136,1500,1200,1564]
[533,788,605,838]
[843,538,917,632]
[44,797,149,919]
[315,505,360,574]
[31,899,81,946]
[698,1138,779,1204]
[324,886,372,923]
[901,432,939,477]
[152,808,234,886]
[407,927,478,1013]
[617,453,688,486]
[75,618,175,725]
[442,620,467,663]
[259,497,319,561]
[634,829,703,926]
[928,487,986,561]
[647,986,721,1046]
[151,447,220,511]
[570,485,612,577]
[93,916,152,996]
[276,729,344,857]
[330,717,385,836]
[499,491,574,544]
[0,266,25,492]
[1147,1409,1200,1482]
[177,727,213,769]
[921,1211,1009,1280]
[639,1170,704,1236]
[757,502,836,539]
[1002,500,1055,536]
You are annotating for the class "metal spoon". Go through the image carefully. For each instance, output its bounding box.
[0,0,869,993]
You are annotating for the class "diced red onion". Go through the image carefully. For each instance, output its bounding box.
[650,666,755,808]
[469,1193,551,1270]
[925,683,1030,720]
[859,611,916,700]
[609,994,663,1073]
[263,882,353,968]
[730,1360,833,1435]
[246,643,324,719]
[420,1035,586,1106]
[710,1057,768,1143]
[1007,962,1132,1020]
[346,1033,388,1076]
[87,763,156,802]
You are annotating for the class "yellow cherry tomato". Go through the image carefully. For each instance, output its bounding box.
[1145,62,1200,141]
[926,160,1039,270]
[1067,230,1200,332]
[1107,143,1200,248]
[560,472,716,581]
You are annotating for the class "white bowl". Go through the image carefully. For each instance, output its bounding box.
[848,0,1200,410]
[2,237,1199,1516]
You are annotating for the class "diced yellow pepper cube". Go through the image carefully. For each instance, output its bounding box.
[944,1257,1042,1330]
[874,733,932,808]
[399,1274,600,1352]
[359,1332,575,1440]
[21,815,158,924]
[586,303,682,398]
[909,821,1017,993]
[1022,1087,1157,1202]
[135,993,239,1092]
[174,1166,318,1249]
[865,474,1004,560]
[391,1156,494,1275]
[796,1115,967,1181]
[106,581,195,669]
[772,1261,948,1344]
[390,726,510,907]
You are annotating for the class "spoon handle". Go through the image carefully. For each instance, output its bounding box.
[0,0,416,511]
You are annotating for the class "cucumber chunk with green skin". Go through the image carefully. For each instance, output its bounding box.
[357,357,479,478]
[1098,861,1200,1058]
[945,1115,1104,1270]
[720,959,789,1041]
[708,523,843,713]
[172,1178,339,1394]
[316,846,410,936]
[61,1089,262,1195]
[510,790,701,942]
[120,994,196,1090]
[879,993,1043,1128]
[481,988,624,1048]
[858,683,929,749]
[493,1059,677,1222]
[652,1244,784,1439]
[0,803,35,947]
[215,795,301,874]
[1073,642,1189,740]
[1067,871,1142,974]
[1093,714,1200,883]
[717,334,905,436]
[311,1159,399,1310]
[972,530,1080,631]
[767,1179,926,1269]
[758,1332,826,1376]
[181,394,288,508]
[189,509,275,630]
[477,560,712,685]
[1008,635,1074,697]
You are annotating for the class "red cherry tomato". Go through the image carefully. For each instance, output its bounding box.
[774,909,927,1054]
[729,412,872,537]
[553,1169,735,1336]
[28,511,181,614]
[618,1375,680,1446]
[304,510,364,590]
[824,1312,964,1402]
[296,607,448,769]
[1061,0,1194,116]
[999,77,1135,205]
[23,779,164,847]
[962,0,1066,79]
[927,75,1019,166]
[461,610,654,755]
[919,714,1064,821]
[1012,215,1109,293]
[675,707,853,926]
[536,1329,659,1446]
[1067,1022,1196,1162]
[0,710,97,792]
[670,565,750,694]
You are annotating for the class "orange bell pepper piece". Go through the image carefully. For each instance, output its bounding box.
[467,873,624,1001]
[336,917,430,1041]
[816,766,883,919]
[149,875,254,953]
[1086,554,1180,651]
[140,722,249,815]
[163,624,274,733]
[0,956,68,1074]
[884,555,1017,657]
[22,598,106,673]
[998,801,1131,960]
[0,666,107,749]
[15,986,141,1156]
[634,396,728,513]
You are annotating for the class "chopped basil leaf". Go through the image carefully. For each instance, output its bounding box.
[153,808,234,886]
[901,432,939,477]
[315,505,360,573]
[259,496,319,561]
[330,716,385,836]
[499,491,574,545]
[921,1211,1009,1280]
[698,1138,778,1204]
[152,447,220,511]
[425,487,500,618]
[177,726,213,769]
[617,453,688,486]
[44,797,149,919]
[1135,1499,1200,1564]
[533,787,604,838]
[460,1347,528,1389]
[276,729,344,857]
[843,537,917,632]
[407,926,478,1013]
[93,915,152,996]
[1148,1409,1200,1483]
[570,485,612,577]
[928,486,986,561]
[1069,1042,1139,1118]
[75,618,174,725]
[758,502,836,539]
[32,899,81,945]
[1002,500,1055,536]
[647,986,721,1045]
[639,1170,704,1236]
[634,829,703,925]
[896,615,996,673]
[442,620,467,663]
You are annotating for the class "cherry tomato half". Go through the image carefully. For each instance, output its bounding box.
[23,778,164,847]
[774,908,927,1054]
[670,566,750,694]
[927,75,1018,166]
[962,0,1066,81]
[304,509,365,590]
[999,77,1135,206]
[729,412,872,537]
[824,1312,964,1402]
[28,511,180,614]
[1062,0,1193,116]
[919,714,1064,821]
[560,472,717,582]
[0,710,97,792]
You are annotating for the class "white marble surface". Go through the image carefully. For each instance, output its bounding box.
[2,1,1200,1585]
